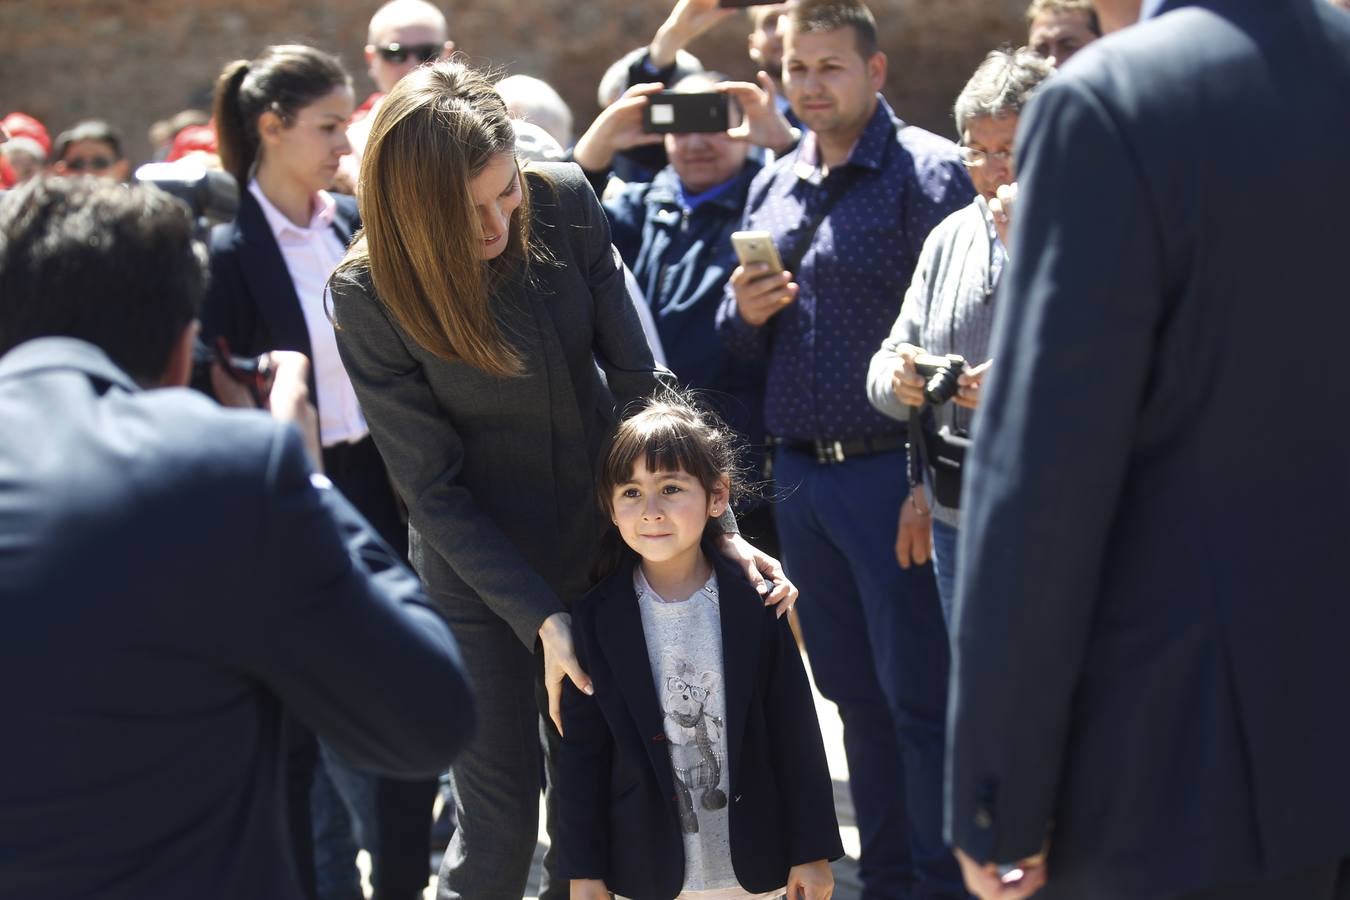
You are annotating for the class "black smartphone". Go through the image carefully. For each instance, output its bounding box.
[642,91,730,134]
[717,0,783,6]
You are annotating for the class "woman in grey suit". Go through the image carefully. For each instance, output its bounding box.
[329,61,793,900]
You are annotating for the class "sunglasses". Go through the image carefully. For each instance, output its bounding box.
[376,42,441,64]
[64,156,116,172]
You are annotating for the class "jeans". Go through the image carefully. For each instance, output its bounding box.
[930,518,960,632]
[773,448,965,899]
[312,751,369,900]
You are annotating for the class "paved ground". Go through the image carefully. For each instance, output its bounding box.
[361,653,864,899]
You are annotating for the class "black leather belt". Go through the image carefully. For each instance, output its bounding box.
[768,432,907,465]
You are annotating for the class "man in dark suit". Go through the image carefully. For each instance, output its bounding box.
[946,2,1350,899]
[0,176,476,900]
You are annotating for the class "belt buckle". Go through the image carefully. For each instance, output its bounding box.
[815,439,845,464]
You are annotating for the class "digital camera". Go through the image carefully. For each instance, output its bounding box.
[912,353,967,406]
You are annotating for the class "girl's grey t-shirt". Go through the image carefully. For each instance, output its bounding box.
[632,567,782,900]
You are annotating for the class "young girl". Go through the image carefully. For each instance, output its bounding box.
[558,394,842,900]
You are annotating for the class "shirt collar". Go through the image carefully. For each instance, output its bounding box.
[633,565,719,605]
[248,179,337,240]
[793,94,898,181]
[677,172,744,213]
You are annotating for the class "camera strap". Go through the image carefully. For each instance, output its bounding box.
[777,166,861,277]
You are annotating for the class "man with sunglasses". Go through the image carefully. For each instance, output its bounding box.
[343,0,453,189]
[53,119,130,182]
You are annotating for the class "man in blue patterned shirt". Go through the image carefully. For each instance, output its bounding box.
[715,1,973,896]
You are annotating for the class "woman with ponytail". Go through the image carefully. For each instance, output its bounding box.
[328,59,797,900]
[202,44,435,900]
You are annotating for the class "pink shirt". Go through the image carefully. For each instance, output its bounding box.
[248,181,368,447]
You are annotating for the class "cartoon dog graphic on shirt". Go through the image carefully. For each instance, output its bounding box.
[661,653,728,834]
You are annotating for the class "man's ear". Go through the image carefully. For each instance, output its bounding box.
[112,159,132,183]
[868,50,888,93]
[442,40,456,57]
[365,44,378,80]
[159,320,199,388]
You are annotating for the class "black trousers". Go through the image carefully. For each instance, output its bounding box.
[1177,857,1350,900]
[285,436,437,900]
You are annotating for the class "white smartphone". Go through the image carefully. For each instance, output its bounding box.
[730,230,785,274]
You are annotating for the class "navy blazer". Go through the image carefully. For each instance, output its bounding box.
[556,550,843,899]
[947,2,1350,897]
[201,188,359,394]
[0,337,475,900]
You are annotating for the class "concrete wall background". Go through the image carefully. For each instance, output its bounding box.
[1,0,1029,166]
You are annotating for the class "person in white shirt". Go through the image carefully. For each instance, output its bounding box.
[202,43,437,900]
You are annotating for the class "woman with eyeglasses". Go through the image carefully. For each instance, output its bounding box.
[866,48,1054,624]
[327,59,795,900]
[52,120,129,182]
[201,44,436,900]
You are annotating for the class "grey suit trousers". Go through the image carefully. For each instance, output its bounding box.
[433,586,563,900]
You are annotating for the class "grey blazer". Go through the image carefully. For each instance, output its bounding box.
[331,162,670,647]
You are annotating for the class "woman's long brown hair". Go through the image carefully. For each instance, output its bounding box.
[334,60,543,377]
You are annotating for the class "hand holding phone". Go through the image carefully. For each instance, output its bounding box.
[729,231,796,327]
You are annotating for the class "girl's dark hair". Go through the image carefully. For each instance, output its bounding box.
[211,44,351,186]
[594,392,747,581]
[599,392,744,519]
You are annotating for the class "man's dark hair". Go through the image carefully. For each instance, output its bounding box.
[54,119,125,162]
[788,0,880,59]
[0,177,203,381]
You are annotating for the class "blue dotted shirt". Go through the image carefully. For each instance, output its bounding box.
[715,96,974,442]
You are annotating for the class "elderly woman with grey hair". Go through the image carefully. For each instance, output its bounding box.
[866,47,1053,622]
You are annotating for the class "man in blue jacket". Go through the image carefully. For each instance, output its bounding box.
[574,71,796,544]
[0,176,476,900]
[948,1,1350,897]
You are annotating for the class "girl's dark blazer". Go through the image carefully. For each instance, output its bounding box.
[200,188,360,391]
[557,550,844,900]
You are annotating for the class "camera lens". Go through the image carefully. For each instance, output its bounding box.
[924,365,963,405]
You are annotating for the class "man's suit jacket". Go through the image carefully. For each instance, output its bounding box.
[201,189,360,389]
[556,551,843,899]
[0,338,475,900]
[947,2,1350,898]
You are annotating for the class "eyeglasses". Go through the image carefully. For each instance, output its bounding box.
[64,156,116,172]
[376,42,441,64]
[958,146,1014,168]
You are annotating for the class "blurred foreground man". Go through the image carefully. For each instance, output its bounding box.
[0,177,475,900]
[948,2,1350,899]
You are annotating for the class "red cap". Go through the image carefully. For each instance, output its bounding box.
[166,124,218,162]
[2,113,52,157]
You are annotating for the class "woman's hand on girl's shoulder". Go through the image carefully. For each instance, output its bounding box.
[716,532,799,617]
[569,878,613,899]
[786,859,835,899]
